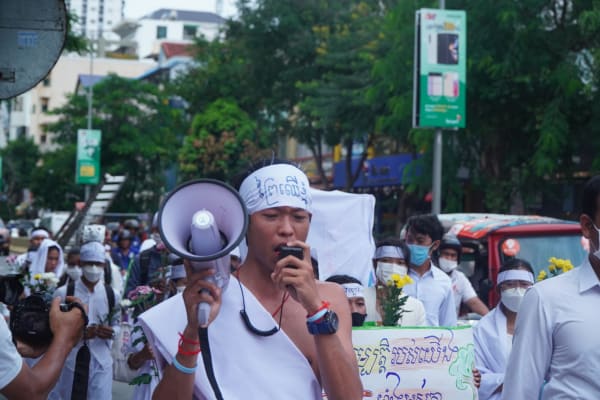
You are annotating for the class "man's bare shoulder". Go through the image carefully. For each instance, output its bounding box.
[316,280,347,302]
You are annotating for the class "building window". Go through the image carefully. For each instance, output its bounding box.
[41,97,50,113]
[156,26,167,39]
[12,97,23,112]
[183,25,198,40]
[16,126,28,138]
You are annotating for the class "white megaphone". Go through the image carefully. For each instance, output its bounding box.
[158,179,248,326]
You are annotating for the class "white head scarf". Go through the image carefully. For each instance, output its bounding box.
[29,238,65,278]
[239,164,312,214]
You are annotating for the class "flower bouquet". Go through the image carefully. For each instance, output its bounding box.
[536,257,574,281]
[26,272,60,294]
[126,285,162,319]
[377,273,414,326]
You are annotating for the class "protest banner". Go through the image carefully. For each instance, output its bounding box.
[348,326,478,400]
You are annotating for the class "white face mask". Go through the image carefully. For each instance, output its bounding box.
[501,287,527,312]
[66,266,82,281]
[176,286,186,294]
[82,266,102,283]
[438,258,458,273]
[376,261,408,283]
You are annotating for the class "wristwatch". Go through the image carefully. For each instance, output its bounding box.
[307,310,339,335]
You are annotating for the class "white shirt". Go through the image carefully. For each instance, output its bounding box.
[404,266,457,326]
[0,317,22,390]
[473,307,509,400]
[54,279,120,365]
[502,257,600,399]
[449,269,478,315]
[364,286,427,326]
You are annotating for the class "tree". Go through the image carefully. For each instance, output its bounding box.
[371,0,600,213]
[0,137,40,219]
[46,74,185,212]
[299,1,386,190]
[178,99,270,182]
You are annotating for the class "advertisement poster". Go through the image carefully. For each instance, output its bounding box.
[348,326,478,399]
[414,9,467,128]
[76,129,101,184]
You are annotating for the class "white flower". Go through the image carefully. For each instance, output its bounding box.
[120,299,132,308]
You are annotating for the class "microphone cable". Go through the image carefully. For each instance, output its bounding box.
[198,326,224,400]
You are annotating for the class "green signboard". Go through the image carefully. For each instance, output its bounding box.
[414,9,467,128]
[76,129,101,184]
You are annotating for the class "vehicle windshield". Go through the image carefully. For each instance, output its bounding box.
[499,235,587,276]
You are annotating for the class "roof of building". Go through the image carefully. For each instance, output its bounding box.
[161,42,193,59]
[137,57,193,81]
[77,74,106,89]
[143,9,225,24]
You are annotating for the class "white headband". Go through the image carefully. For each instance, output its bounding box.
[341,283,365,299]
[239,164,312,214]
[497,270,534,285]
[30,229,49,239]
[374,245,405,260]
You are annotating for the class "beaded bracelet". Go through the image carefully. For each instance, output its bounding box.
[173,357,197,374]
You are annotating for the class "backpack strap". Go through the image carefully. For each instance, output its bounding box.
[104,284,115,313]
[139,249,152,285]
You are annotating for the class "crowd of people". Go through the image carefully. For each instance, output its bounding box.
[1,161,599,400]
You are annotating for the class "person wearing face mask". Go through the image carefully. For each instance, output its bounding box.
[473,258,534,400]
[436,234,489,318]
[58,247,82,287]
[325,275,368,327]
[403,214,457,327]
[503,175,600,400]
[363,239,426,326]
[124,212,168,299]
[51,241,119,400]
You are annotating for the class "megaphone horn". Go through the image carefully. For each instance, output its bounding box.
[158,179,248,325]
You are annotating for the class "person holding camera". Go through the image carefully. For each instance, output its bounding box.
[0,296,86,400]
[142,160,362,400]
[50,241,119,400]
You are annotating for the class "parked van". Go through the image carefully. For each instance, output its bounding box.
[437,214,587,307]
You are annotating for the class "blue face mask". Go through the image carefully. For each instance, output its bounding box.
[408,244,431,267]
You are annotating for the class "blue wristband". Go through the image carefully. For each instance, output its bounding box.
[307,308,328,323]
[172,357,197,374]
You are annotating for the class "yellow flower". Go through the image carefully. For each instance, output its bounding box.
[548,264,556,273]
[33,273,42,280]
[537,270,547,281]
[390,273,401,283]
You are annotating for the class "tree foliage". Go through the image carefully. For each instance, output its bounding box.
[44,74,185,212]
[178,99,270,181]
[0,137,40,219]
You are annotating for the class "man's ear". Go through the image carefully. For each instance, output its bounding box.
[580,214,594,240]
[429,240,440,254]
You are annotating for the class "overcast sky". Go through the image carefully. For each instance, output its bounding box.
[124,0,238,19]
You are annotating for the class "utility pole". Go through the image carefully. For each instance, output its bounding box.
[432,0,445,215]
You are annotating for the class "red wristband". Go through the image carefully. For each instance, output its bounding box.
[178,332,200,345]
[306,301,330,319]
[177,345,201,356]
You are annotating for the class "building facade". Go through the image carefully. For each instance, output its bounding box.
[112,9,224,59]
[65,0,125,42]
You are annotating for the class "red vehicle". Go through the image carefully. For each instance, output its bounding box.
[438,214,587,308]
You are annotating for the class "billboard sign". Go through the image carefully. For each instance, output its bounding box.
[414,9,467,128]
[76,129,101,185]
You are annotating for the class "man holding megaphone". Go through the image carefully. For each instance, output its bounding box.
[139,160,362,400]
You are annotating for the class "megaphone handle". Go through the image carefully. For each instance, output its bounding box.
[197,290,211,326]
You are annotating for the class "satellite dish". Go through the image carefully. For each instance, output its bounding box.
[0,0,67,99]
